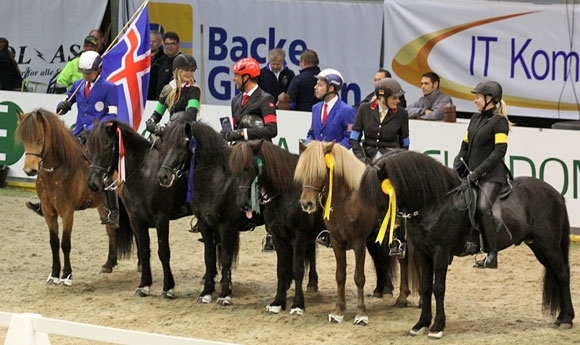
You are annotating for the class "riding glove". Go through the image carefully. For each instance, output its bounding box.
[145,112,162,134]
[221,129,244,142]
[57,100,72,115]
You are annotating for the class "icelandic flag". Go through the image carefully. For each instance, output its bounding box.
[101,4,150,131]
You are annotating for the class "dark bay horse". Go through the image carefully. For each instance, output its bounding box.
[15,109,133,285]
[157,121,249,306]
[85,120,190,298]
[228,140,325,315]
[294,140,410,325]
[360,149,574,338]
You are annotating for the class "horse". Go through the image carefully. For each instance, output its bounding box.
[15,109,133,285]
[359,149,574,338]
[294,140,416,325]
[85,120,190,298]
[157,121,250,306]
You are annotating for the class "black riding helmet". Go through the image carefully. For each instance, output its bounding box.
[471,81,502,103]
[173,54,197,70]
[375,78,405,98]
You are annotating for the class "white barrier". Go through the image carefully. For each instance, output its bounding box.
[0,312,238,345]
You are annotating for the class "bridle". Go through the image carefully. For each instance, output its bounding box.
[158,137,190,188]
[25,141,54,172]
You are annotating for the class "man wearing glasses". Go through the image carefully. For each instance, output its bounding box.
[155,31,182,98]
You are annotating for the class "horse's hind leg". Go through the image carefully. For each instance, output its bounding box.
[366,240,391,298]
[306,240,318,293]
[396,256,411,307]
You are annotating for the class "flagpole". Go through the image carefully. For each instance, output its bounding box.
[200,24,206,104]
[103,0,150,58]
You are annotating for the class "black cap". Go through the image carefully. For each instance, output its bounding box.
[84,36,98,46]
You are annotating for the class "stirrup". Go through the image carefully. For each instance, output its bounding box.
[189,217,199,233]
[389,238,406,258]
[315,230,331,248]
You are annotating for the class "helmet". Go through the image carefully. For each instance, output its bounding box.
[173,54,197,70]
[375,78,405,98]
[471,81,502,103]
[78,51,102,73]
[232,57,260,78]
[315,68,344,92]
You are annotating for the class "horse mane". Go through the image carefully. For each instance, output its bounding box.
[163,120,230,168]
[16,108,84,168]
[230,141,298,193]
[294,140,365,191]
[374,150,461,212]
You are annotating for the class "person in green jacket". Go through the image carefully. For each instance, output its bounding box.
[54,36,99,94]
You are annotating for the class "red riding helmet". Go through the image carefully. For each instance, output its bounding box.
[232,57,261,78]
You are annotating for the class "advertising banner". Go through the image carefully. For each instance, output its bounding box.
[383,0,580,120]
[0,0,107,92]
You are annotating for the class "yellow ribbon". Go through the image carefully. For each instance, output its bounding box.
[376,179,397,245]
[323,153,334,220]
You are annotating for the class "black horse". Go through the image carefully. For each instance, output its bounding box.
[157,121,253,306]
[360,149,574,338]
[86,120,189,298]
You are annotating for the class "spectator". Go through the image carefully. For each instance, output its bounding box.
[145,54,201,135]
[54,35,99,94]
[350,77,409,163]
[156,31,181,97]
[258,48,295,101]
[286,49,320,112]
[147,31,166,100]
[305,68,355,148]
[407,72,452,121]
[27,51,120,228]
[89,29,105,55]
[354,68,406,109]
[222,57,278,251]
[0,37,23,91]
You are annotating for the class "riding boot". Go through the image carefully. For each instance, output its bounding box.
[474,212,498,269]
[26,198,43,217]
[315,230,331,248]
[101,190,120,229]
[262,232,275,252]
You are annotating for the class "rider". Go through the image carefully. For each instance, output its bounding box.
[26,50,120,228]
[455,81,511,269]
[222,57,278,251]
[145,54,201,135]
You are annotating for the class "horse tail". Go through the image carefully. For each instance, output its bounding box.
[116,202,134,259]
[542,198,571,316]
[406,239,421,296]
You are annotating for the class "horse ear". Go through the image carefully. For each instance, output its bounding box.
[252,139,264,154]
[323,141,335,154]
[376,162,389,181]
[298,140,307,154]
[184,122,192,137]
[17,110,26,122]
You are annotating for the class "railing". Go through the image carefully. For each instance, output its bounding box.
[1,312,238,345]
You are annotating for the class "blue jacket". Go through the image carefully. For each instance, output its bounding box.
[68,76,118,136]
[286,66,320,111]
[306,99,355,149]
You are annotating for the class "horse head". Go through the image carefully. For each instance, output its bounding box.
[85,121,119,192]
[157,121,191,188]
[229,140,265,215]
[16,110,47,176]
[294,140,335,214]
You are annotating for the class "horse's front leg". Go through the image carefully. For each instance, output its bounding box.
[353,239,368,326]
[290,236,308,315]
[428,249,450,339]
[216,227,235,306]
[329,240,347,323]
[156,218,175,299]
[306,240,318,292]
[267,235,291,314]
[46,214,61,285]
[198,223,216,303]
[134,221,153,297]
[100,205,117,273]
[59,211,74,286]
[410,250,433,336]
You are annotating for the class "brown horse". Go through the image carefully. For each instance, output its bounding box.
[15,109,133,285]
[294,140,419,325]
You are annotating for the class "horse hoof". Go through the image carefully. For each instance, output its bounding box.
[46,275,60,285]
[395,299,410,308]
[135,286,150,297]
[197,294,212,304]
[100,266,113,274]
[409,327,428,336]
[162,289,175,299]
[328,313,344,323]
[216,296,232,306]
[558,322,573,330]
[372,291,382,298]
[59,274,72,287]
[266,305,282,314]
[428,331,443,339]
[353,316,368,326]
[306,285,318,293]
[289,307,304,316]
